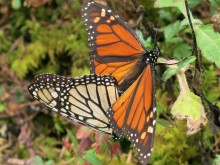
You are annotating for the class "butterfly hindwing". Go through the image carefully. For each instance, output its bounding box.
[59,74,119,134]
[107,65,156,164]
[28,74,119,134]
[82,2,145,84]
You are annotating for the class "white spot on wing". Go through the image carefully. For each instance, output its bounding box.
[78,116,84,120]
[33,91,37,96]
[51,92,58,98]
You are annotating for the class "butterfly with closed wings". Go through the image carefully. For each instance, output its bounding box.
[28,73,119,134]
[82,2,160,164]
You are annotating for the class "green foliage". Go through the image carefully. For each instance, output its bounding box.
[33,156,54,165]
[162,67,178,81]
[164,21,181,41]
[10,19,89,78]
[162,56,196,81]
[171,90,206,131]
[213,154,220,165]
[11,0,21,10]
[0,31,11,53]
[0,102,6,112]
[83,149,102,165]
[66,129,78,152]
[34,136,60,159]
[152,121,200,165]
[2,0,89,79]
[173,43,192,59]
[1,0,220,165]
[177,56,196,69]
[208,0,220,8]
[203,65,220,106]
[195,24,220,68]
[155,0,186,16]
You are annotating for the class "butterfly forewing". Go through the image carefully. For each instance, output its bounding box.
[107,65,156,164]
[82,2,145,84]
[28,74,119,134]
[28,74,72,110]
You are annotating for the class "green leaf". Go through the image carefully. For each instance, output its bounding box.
[172,91,201,120]
[33,156,44,165]
[156,105,163,112]
[177,56,196,69]
[171,91,207,135]
[155,0,186,16]
[66,129,78,152]
[165,37,183,43]
[195,24,220,68]
[11,0,21,10]
[157,119,170,128]
[159,9,172,21]
[180,18,202,28]
[174,43,192,59]
[155,0,197,20]
[164,21,181,41]
[188,0,202,8]
[45,160,55,165]
[208,0,220,8]
[83,149,102,165]
[213,154,220,165]
[75,157,85,165]
[154,0,185,9]
[137,30,152,49]
[162,68,178,81]
[137,30,145,44]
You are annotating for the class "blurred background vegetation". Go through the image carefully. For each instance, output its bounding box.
[0,0,220,164]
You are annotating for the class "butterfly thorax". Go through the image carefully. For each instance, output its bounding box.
[117,46,160,93]
[140,46,160,67]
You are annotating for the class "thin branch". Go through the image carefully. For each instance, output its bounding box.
[184,0,202,72]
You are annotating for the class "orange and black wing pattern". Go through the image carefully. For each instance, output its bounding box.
[82,2,145,84]
[107,65,156,165]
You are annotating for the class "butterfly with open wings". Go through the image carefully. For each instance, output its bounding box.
[82,2,160,164]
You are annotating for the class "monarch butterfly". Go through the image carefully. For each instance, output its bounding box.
[82,2,160,164]
[28,74,119,134]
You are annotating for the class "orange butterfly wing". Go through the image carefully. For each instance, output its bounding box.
[107,65,156,164]
[82,2,145,84]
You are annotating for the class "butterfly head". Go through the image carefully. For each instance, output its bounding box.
[142,46,160,67]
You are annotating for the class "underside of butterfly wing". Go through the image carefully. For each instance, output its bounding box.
[28,74,72,110]
[28,74,119,135]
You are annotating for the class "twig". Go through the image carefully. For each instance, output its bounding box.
[184,0,202,73]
